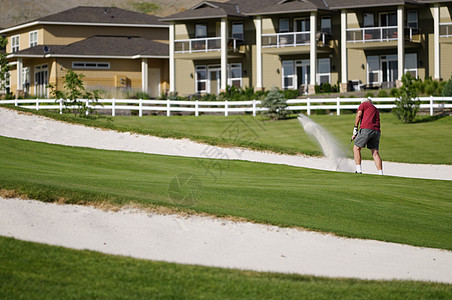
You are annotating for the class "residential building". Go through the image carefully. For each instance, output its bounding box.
[162,0,452,96]
[1,6,170,98]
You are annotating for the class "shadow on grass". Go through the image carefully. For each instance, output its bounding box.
[414,114,448,123]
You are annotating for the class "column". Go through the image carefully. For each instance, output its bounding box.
[309,12,317,94]
[397,5,405,86]
[254,16,263,90]
[16,58,23,97]
[340,10,348,93]
[169,22,176,93]
[141,58,148,93]
[220,17,228,92]
[433,4,441,80]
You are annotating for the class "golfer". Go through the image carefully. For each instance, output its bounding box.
[352,98,383,175]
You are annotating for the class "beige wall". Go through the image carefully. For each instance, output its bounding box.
[6,26,45,52]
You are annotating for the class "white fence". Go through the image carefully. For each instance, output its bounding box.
[1,97,451,117]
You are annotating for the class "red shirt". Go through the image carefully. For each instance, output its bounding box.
[358,101,380,131]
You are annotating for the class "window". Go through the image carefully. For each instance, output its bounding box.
[367,56,380,84]
[11,35,19,52]
[321,17,331,34]
[229,63,242,87]
[317,58,330,84]
[407,10,418,28]
[294,18,309,32]
[34,64,48,97]
[195,65,207,93]
[195,24,207,38]
[1,71,10,93]
[364,13,374,27]
[282,60,295,89]
[405,53,418,78]
[72,62,110,69]
[380,12,397,27]
[29,31,38,47]
[232,23,244,40]
[279,18,290,33]
[22,67,30,93]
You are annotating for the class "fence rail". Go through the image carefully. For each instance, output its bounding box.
[1,97,451,117]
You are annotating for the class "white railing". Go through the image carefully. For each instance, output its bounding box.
[347,26,420,43]
[174,37,242,54]
[262,31,311,48]
[1,97,451,117]
[440,23,452,37]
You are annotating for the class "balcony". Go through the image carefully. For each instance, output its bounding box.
[174,37,245,59]
[440,23,452,38]
[261,31,332,55]
[347,26,421,45]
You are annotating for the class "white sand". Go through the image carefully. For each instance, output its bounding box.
[0,107,451,180]
[1,197,451,283]
[0,107,451,283]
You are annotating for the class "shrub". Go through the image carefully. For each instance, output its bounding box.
[261,87,288,120]
[282,89,299,99]
[393,73,420,123]
[364,92,374,98]
[390,87,399,97]
[442,76,452,97]
[134,91,151,100]
[377,90,388,97]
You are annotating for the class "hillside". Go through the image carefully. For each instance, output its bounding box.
[0,0,228,28]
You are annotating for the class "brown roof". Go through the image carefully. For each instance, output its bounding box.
[161,1,245,21]
[325,0,423,9]
[9,36,168,58]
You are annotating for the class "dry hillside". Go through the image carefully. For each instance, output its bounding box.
[0,0,228,28]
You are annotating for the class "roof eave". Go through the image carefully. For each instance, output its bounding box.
[160,14,247,22]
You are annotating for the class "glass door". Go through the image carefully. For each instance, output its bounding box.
[380,55,398,88]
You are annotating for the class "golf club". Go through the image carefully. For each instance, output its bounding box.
[335,139,353,171]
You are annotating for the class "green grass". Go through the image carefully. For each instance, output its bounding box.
[3,105,451,164]
[1,136,451,250]
[0,237,450,299]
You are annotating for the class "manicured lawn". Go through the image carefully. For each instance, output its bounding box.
[0,237,450,299]
[4,106,450,164]
[0,136,450,250]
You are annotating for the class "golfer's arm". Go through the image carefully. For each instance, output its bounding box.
[354,110,362,128]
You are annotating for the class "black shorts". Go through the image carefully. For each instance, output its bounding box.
[354,128,380,150]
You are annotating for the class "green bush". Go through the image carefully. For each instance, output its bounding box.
[377,90,388,97]
[134,91,151,100]
[441,76,452,97]
[364,92,374,98]
[261,88,288,120]
[390,88,399,97]
[393,73,420,123]
[282,89,299,99]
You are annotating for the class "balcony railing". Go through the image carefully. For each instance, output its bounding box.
[347,26,421,43]
[440,23,452,37]
[175,37,243,54]
[262,31,331,48]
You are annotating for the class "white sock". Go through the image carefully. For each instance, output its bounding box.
[378,170,383,175]
[356,165,362,173]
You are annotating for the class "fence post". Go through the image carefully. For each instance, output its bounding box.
[430,95,434,116]
[307,98,311,116]
[36,98,39,111]
[59,99,63,114]
[252,100,256,117]
[14,98,17,106]
[139,98,143,117]
[112,98,116,117]
[195,100,199,117]
[85,99,89,116]
[225,100,228,117]
[167,99,171,117]
[336,97,341,116]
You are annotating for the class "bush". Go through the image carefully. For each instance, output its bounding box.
[377,90,388,97]
[393,73,420,123]
[261,88,288,120]
[441,76,452,97]
[282,89,299,99]
[390,88,399,97]
[134,91,151,100]
[364,92,374,98]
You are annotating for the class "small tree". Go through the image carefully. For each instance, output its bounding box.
[442,76,452,97]
[261,87,288,120]
[0,36,10,94]
[392,73,420,123]
[49,69,100,117]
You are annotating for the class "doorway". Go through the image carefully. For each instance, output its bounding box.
[380,55,398,88]
[148,68,161,98]
[296,60,310,93]
[208,67,221,94]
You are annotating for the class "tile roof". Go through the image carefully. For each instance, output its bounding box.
[9,36,168,58]
[160,1,245,21]
[235,0,329,15]
[325,0,423,9]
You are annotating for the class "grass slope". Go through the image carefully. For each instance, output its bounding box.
[0,136,451,250]
[3,106,451,164]
[1,237,451,299]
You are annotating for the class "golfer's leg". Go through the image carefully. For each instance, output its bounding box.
[371,149,383,172]
[353,145,362,173]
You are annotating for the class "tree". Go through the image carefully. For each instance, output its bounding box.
[392,73,420,123]
[48,69,100,117]
[0,36,10,94]
[261,87,288,120]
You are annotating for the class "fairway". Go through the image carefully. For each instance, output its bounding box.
[0,136,450,250]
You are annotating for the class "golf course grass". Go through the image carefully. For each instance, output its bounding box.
[1,136,450,250]
[1,236,450,299]
[4,105,451,164]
